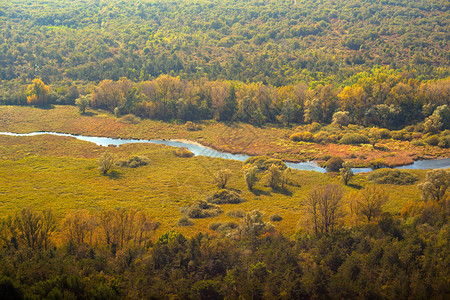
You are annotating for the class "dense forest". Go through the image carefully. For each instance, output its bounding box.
[0,0,449,127]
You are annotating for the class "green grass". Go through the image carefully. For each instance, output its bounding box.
[0,132,427,237]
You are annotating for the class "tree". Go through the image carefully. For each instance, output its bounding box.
[98,151,115,175]
[354,185,387,222]
[368,127,381,148]
[418,169,449,203]
[340,162,353,185]
[214,169,232,189]
[305,184,344,234]
[27,78,50,106]
[332,111,350,127]
[264,164,282,189]
[244,166,258,191]
[325,157,344,172]
[75,95,90,114]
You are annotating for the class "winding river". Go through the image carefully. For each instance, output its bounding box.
[1,131,449,173]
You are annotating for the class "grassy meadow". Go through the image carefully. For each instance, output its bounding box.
[0,123,427,238]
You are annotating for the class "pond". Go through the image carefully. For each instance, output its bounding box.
[1,131,449,173]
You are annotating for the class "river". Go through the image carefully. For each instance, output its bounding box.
[1,131,449,173]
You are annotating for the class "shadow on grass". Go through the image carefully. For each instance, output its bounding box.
[347,183,362,190]
[81,111,98,117]
[250,188,271,196]
[34,104,55,110]
[273,186,293,196]
[106,170,122,179]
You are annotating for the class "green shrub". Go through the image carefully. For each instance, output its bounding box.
[177,216,194,226]
[208,222,222,231]
[313,131,330,143]
[117,155,149,168]
[411,140,425,147]
[209,221,239,234]
[206,189,246,204]
[425,135,440,146]
[379,128,391,139]
[391,130,412,141]
[340,133,370,145]
[227,209,245,218]
[308,122,322,132]
[290,131,314,142]
[438,136,450,148]
[244,156,287,171]
[270,214,283,222]
[369,159,387,169]
[174,147,194,158]
[185,121,201,131]
[118,114,141,124]
[181,201,223,218]
[368,169,418,185]
[325,156,344,172]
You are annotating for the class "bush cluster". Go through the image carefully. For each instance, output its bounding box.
[117,155,149,168]
[173,147,194,158]
[244,156,287,172]
[206,189,246,204]
[340,133,370,145]
[181,201,223,219]
[367,169,418,185]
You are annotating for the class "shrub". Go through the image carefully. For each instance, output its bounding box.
[290,131,313,142]
[379,128,391,139]
[174,147,194,158]
[340,133,370,145]
[391,130,412,141]
[117,155,149,168]
[227,209,245,218]
[313,131,329,143]
[411,140,425,147]
[244,166,258,191]
[209,221,239,234]
[308,122,322,132]
[425,135,440,146]
[119,114,141,124]
[185,121,201,131]
[369,159,387,169]
[325,156,344,172]
[208,222,222,231]
[181,201,223,218]
[270,214,283,222]
[368,169,418,185]
[98,151,115,175]
[438,136,450,148]
[207,189,246,204]
[213,169,232,189]
[177,216,194,226]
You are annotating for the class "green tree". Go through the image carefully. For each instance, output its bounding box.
[340,162,353,185]
[244,166,258,191]
[75,94,90,114]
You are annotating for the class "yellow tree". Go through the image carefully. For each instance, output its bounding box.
[27,78,50,106]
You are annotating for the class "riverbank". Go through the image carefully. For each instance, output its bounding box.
[0,105,448,168]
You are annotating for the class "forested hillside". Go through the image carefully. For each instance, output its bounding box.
[0,0,448,87]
